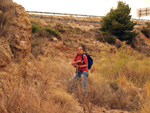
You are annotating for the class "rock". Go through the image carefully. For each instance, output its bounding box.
[50,37,58,42]
[52,37,58,42]
[0,37,13,67]
[0,0,31,62]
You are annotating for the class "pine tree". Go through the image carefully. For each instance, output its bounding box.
[100,1,138,42]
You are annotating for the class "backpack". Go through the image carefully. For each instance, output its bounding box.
[82,53,93,69]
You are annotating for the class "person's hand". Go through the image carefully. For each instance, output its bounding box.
[76,65,81,69]
[76,60,82,63]
[76,60,80,63]
[73,64,77,68]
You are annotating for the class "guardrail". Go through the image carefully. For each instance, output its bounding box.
[27,11,149,25]
[29,15,102,24]
[27,11,102,18]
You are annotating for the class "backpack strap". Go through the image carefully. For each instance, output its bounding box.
[81,53,85,64]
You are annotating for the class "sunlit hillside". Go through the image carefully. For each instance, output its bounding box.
[0,0,150,113]
[28,17,150,113]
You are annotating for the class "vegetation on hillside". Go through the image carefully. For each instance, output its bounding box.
[1,47,150,112]
[1,0,150,113]
[141,22,150,38]
[96,32,116,45]
[28,17,150,112]
[100,1,138,43]
[31,22,61,39]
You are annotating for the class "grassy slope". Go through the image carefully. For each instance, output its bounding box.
[28,18,150,113]
[1,17,150,113]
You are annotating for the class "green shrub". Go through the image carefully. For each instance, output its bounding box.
[31,23,61,39]
[32,24,41,33]
[46,27,61,39]
[100,1,138,42]
[141,27,150,38]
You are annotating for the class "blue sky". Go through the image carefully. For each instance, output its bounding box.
[13,0,150,20]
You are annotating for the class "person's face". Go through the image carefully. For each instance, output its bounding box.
[77,47,83,54]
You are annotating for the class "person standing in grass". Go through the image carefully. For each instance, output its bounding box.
[70,46,89,94]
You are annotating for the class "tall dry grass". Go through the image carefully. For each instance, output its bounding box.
[90,48,150,112]
[0,55,82,113]
[139,81,150,113]
[1,47,150,113]
[92,48,150,86]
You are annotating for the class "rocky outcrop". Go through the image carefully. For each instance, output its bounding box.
[0,37,13,67]
[0,2,31,109]
[0,0,31,66]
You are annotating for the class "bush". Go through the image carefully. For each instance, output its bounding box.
[100,1,138,42]
[31,23,61,39]
[46,27,61,39]
[32,24,41,33]
[141,27,150,38]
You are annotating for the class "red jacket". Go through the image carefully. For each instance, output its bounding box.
[72,54,88,71]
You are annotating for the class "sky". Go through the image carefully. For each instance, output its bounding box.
[13,0,150,20]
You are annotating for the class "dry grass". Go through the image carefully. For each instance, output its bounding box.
[90,48,150,112]
[1,46,150,113]
[1,6,150,112]
[140,81,150,113]
[0,55,82,113]
[93,48,150,86]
